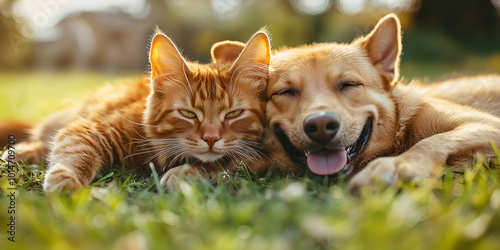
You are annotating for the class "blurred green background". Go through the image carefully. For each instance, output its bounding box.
[1,0,500,120]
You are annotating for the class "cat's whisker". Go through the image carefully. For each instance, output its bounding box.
[169,151,190,166]
[131,130,149,142]
[126,138,185,163]
[133,137,180,142]
[165,77,192,98]
[239,140,264,148]
[229,64,249,95]
[229,62,268,95]
[136,141,192,169]
[224,151,236,162]
[135,140,180,147]
[230,147,256,163]
[154,57,192,97]
[182,63,194,97]
[232,68,256,98]
[245,149,268,160]
[123,149,159,161]
[146,150,167,165]
[228,151,241,162]
[128,137,178,147]
[233,141,269,161]
[117,112,158,128]
[150,148,183,161]
[229,64,246,85]
[129,142,182,156]
[125,145,175,161]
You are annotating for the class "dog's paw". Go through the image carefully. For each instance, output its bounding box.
[2,141,46,164]
[43,163,84,192]
[348,156,433,193]
[349,157,399,191]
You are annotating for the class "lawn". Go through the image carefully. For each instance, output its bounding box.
[1,71,500,249]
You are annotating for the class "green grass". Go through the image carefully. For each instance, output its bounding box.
[1,159,500,249]
[1,71,500,249]
[0,71,138,121]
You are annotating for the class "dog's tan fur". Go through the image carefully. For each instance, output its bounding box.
[264,14,500,189]
[423,75,500,117]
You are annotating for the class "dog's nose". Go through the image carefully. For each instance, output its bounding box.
[303,112,340,144]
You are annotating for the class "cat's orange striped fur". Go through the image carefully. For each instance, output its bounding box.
[2,29,272,192]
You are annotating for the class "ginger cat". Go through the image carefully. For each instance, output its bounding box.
[2,28,271,192]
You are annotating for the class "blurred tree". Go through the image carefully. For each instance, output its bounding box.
[413,0,500,46]
[0,0,30,69]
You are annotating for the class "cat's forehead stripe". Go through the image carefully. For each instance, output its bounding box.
[191,68,232,109]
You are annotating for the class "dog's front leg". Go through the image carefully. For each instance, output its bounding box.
[349,122,500,190]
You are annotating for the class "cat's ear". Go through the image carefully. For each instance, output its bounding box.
[230,30,271,83]
[149,27,191,81]
[357,14,401,86]
[211,40,245,64]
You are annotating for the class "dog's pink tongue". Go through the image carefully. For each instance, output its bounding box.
[307,149,347,175]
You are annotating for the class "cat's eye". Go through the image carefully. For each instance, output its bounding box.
[179,110,196,118]
[225,110,243,118]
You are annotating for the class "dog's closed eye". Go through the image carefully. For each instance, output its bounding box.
[272,87,300,98]
[339,80,363,91]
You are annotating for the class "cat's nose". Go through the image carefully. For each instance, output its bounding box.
[203,133,220,148]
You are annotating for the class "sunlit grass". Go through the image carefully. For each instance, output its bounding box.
[0,71,138,121]
[1,159,500,249]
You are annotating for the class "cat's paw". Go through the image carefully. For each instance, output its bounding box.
[1,150,9,162]
[160,164,199,189]
[2,141,46,164]
[43,163,84,192]
[160,164,227,189]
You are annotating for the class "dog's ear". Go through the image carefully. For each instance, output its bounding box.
[211,41,246,64]
[230,30,271,85]
[358,14,402,86]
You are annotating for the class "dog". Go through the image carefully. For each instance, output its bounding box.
[263,13,500,190]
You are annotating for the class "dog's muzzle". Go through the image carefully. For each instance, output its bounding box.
[274,113,372,180]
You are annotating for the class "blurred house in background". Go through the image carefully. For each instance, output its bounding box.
[32,10,154,71]
[0,0,499,76]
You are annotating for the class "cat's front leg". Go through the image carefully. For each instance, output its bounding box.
[43,122,113,192]
[160,164,228,189]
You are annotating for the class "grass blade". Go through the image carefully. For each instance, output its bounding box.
[95,171,114,184]
[490,140,500,160]
[149,162,164,195]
